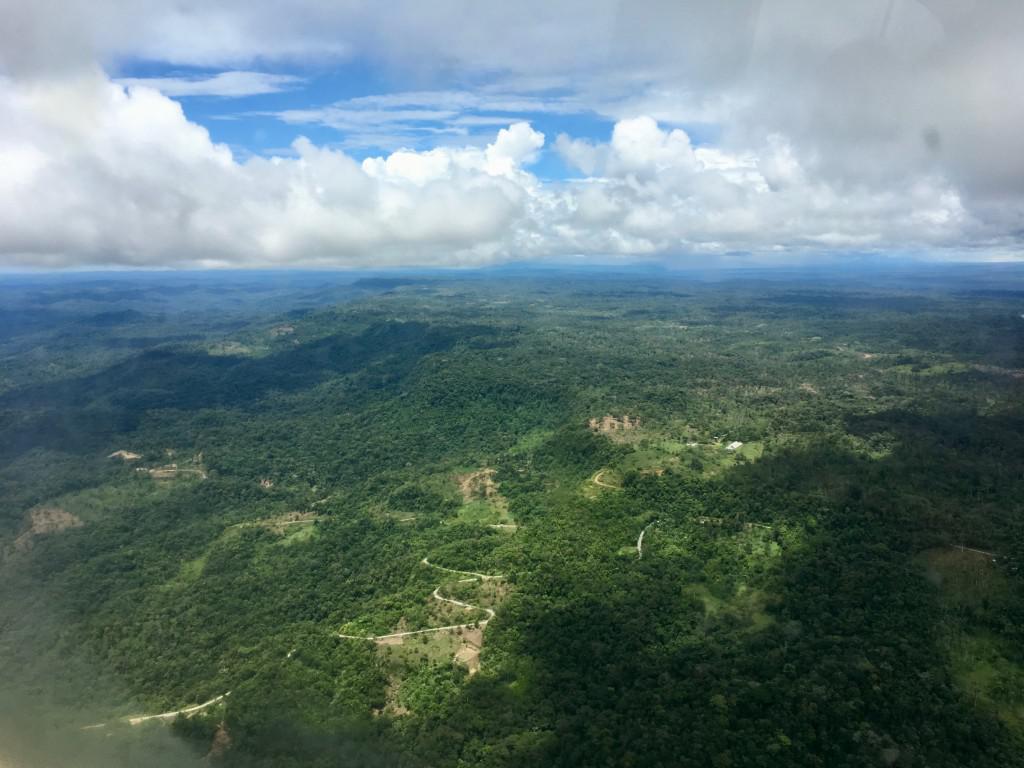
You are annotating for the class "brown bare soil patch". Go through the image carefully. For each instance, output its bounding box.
[454,643,481,674]
[456,468,500,502]
[14,507,84,551]
[108,450,142,461]
[29,506,83,534]
[207,724,232,759]
[209,341,255,356]
[450,626,485,674]
[739,385,782,397]
[269,324,295,337]
[376,677,410,717]
[799,382,819,395]
[144,467,207,480]
[136,457,207,481]
[588,414,639,433]
[459,626,484,648]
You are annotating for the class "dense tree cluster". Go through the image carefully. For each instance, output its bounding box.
[1,273,1022,766]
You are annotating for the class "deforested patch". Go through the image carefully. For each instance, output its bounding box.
[456,468,499,503]
[14,506,84,551]
[588,414,639,434]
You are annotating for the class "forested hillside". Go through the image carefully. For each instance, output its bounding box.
[1,268,1023,767]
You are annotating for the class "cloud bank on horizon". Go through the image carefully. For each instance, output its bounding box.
[0,0,1022,269]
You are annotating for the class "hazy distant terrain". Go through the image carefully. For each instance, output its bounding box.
[1,267,1023,767]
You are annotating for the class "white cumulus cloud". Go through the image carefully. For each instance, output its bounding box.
[115,71,304,98]
[0,1,1022,266]
[0,75,549,267]
[0,68,1011,268]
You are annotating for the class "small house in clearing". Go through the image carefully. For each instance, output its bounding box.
[725,441,744,451]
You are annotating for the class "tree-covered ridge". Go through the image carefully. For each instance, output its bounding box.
[0,270,1022,767]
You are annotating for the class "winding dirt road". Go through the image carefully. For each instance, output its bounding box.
[338,561,501,642]
[83,692,232,729]
[591,469,621,490]
[90,562,505,727]
[637,521,658,559]
[421,557,503,581]
[431,586,496,619]
[127,692,230,725]
[953,545,998,559]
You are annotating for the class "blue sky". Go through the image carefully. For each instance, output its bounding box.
[1,1,1022,269]
[111,59,684,181]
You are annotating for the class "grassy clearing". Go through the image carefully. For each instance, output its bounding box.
[735,441,765,461]
[453,467,513,525]
[380,630,466,668]
[47,477,173,525]
[604,432,767,482]
[340,577,496,639]
[232,512,321,535]
[842,431,897,460]
[177,553,208,582]
[654,439,687,454]
[444,577,508,606]
[918,547,1006,607]
[374,581,498,689]
[205,340,265,357]
[276,523,320,547]
[162,528,243,590]
[167,517,320,589]
[732,526,782,559]
[690,440,765,476]
[620,448,680,474]
[508,428,554,454]
[887,360,973,377]
[950,633,1024,733]
[456,498,512,525]
[685,582,774,633]
[920,548,1024,735]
